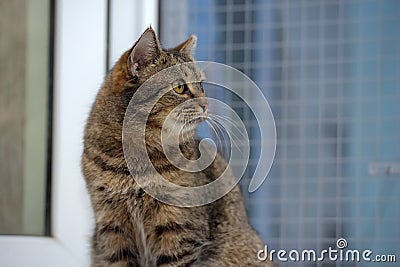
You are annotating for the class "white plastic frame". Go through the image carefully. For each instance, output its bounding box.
[0,0,107,265]
[0,0,158,266]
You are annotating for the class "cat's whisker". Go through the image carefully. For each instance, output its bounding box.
[208,113,247,141]
[205,121,222,156]
[207,114,238,142]
[215,120,230,157]
[205,118,229,157]
[212,119,230,157]
[207,116,244,154]
[213,119,245,155]
[205,119,220,141]
[208,113,245,134]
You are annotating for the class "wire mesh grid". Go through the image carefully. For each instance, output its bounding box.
[160,0,400,266]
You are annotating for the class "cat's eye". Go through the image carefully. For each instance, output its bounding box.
[173,83,186,94]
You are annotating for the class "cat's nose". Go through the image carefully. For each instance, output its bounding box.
[199,102,208,113]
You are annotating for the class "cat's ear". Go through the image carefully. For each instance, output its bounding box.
[172,34,197,57]
[129,27,161,77]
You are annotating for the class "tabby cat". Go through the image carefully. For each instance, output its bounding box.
[82,27,272,267]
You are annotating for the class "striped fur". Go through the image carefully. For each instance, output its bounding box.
[82,28,272,267]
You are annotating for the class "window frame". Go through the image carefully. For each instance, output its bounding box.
[1,0,107,265]
[0,0,158,265]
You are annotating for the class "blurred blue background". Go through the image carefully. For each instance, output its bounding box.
[161,1,400,266]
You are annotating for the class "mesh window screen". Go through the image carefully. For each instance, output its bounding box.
[161,1,400,266]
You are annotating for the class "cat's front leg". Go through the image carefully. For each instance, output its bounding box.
[140,203,210,267]
[91,222,140,267]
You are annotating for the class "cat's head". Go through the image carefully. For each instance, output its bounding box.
[122,27,208,138]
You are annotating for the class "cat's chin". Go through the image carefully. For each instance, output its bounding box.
[180,122,198,134]
[161,113,206,139]
[179,116,206,132]
[160,120,197,139]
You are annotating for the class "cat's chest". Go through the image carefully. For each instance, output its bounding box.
[127,192,195,260]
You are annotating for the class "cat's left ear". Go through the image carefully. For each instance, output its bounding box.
[129,27,161,77]
[172,34,197,57]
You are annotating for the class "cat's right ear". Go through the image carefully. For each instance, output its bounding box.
[128,27,161,77]
[172,34,197,58]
